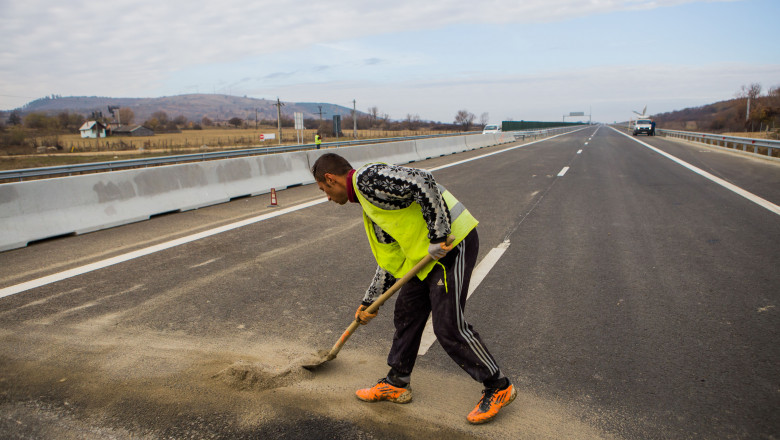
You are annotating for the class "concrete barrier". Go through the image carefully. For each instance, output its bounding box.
[1,134,514,252]
[306,140,419,173]
[0,151,312,252]
[414,136,468,159]
[464,134,495,149]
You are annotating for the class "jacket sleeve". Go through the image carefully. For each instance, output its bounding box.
[362,220,397,304]
[362,265,396,305]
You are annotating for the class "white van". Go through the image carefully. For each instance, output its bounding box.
[633,119,654,136]
[482,124,501,134]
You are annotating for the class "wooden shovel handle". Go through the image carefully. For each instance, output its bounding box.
[325,236,455,360]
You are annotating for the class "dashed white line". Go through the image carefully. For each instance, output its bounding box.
[558,166,570,177]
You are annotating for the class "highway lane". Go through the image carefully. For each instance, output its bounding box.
[458,126,779,439]
[0,127,778,439]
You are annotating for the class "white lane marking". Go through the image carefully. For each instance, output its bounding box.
[609,127,780,216]
[427,127,590,172]
[0,199,326,299]
[558,166,570,177]
[418,240,510,355]
[2,128,590,299]
[577,149,583,154]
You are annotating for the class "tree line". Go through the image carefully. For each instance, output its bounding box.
[653,83,780,135]
[1,104,490,153]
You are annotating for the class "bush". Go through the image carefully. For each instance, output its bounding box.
[0,126,31,152]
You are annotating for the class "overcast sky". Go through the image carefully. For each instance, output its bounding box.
[1,0,778,123]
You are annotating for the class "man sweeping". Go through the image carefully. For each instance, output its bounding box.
[311,153,515,424]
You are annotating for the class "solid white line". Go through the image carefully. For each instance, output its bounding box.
[2,129,588,299]
[427,127,589,172]
[609,127,780,216]
[418,240,510,355]
[558,166,570,177]
[0,198,326,299]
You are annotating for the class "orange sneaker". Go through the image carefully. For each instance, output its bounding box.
[355,378,412,404]
[467,384,517,424]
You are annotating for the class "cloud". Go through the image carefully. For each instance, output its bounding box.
[0,0,754,112]
[260,62,779,123]
[264,72,296,80]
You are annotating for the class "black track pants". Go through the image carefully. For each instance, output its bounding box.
[387,229,501,383]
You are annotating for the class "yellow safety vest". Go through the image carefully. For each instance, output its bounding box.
[353,165,479,281]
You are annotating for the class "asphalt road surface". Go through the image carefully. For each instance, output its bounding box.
[1,126,778,439]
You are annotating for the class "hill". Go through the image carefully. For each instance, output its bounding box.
[652,93,779,134]
[12,94,359,124]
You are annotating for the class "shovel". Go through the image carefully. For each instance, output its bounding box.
[301,236,453,370]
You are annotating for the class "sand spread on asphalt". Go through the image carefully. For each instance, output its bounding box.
[0,318,619,439]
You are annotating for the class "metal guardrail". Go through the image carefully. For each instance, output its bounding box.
[0,127,582,183]
[657,129,780,159]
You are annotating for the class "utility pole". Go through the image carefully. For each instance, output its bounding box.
[352,99,357,139]
[274,97,285,145]
[255,108,258,130]
[317,105,326,120]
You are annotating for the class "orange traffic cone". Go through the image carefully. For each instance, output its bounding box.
[269,188,278,207]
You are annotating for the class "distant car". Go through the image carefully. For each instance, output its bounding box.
[482,124,501,134]
[633,119,654,136]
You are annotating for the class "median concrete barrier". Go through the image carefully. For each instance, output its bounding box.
[306,140,419,174]
[464,134,496,149]
[1,134,517,252]
[415,136,468,159]
[0,151,312,252]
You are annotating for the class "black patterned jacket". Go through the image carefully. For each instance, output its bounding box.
[352,163,452,305]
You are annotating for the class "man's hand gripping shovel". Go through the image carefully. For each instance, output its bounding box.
[302,236,454,370]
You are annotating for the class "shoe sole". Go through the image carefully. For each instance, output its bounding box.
[356,389,413,404]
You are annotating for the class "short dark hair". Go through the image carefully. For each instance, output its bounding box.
[311,153,353,182]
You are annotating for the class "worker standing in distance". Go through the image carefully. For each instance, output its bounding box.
[310,153,515,424]
[315,133,322,149]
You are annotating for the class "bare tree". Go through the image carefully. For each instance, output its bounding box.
[479,112,490,126]
[404,114,421,130]
[736,83,762,100]
[454,109,476,131]
[118,108,135,125]
[367,106,379,126]
[173,115,188,127]
[151,111,169,125]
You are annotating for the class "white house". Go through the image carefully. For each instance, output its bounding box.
[79,121,107,138]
